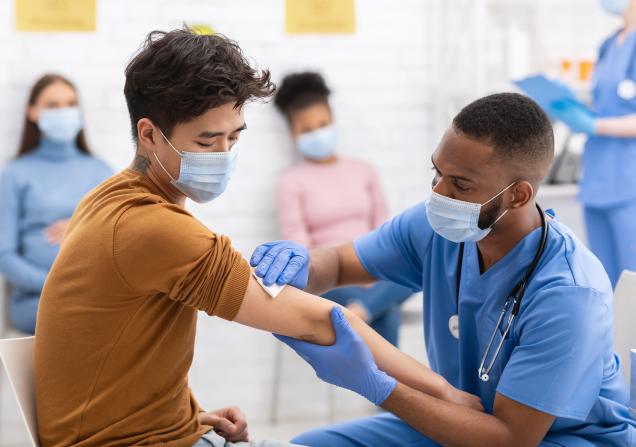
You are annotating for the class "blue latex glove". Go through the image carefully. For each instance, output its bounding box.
[549,98,597,134]
[274,307,397,406]
[249,240,309,288]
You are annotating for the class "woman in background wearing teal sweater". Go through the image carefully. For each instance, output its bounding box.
[0,74,112,334]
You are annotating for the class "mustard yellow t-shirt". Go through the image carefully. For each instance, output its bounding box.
[35,169,250,447]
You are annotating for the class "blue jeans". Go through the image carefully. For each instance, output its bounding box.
[321,281,413,346]
[192,430,299,446]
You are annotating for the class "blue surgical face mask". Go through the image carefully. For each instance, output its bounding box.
[154,129,239,203]
[296,125,337,160]
[600,0,630,15]
[38,107,83,144]
[425,183,515,243]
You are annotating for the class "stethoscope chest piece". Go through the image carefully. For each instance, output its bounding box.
[448,314,460,339]
[618,79,636,100]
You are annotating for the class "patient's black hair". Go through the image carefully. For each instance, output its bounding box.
[452,93,554,173]
[124,28,275,143]
[274,71,331,119]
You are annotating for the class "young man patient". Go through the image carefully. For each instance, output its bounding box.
[34,28,481,447]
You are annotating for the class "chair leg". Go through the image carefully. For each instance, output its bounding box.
[269,341,283,425]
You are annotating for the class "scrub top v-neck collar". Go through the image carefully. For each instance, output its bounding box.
[459,224,545,304]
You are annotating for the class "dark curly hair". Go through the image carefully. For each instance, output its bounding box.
[452,93,554,174]
[274,71,331,119]
[124,28,275,142]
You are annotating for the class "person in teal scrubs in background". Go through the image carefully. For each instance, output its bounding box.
[550,0,636,286]
[0,74,112,333]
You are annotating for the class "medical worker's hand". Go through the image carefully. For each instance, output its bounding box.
[274,306,397,406]
[198,406,249,442]
[549,99,597,134]
[442,383,484,412]
[250,240,309,288]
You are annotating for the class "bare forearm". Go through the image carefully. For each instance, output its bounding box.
[305,247,341,294]
[237,276,446,398]
[596,114,636,138]
[343,308,449,400]
[382,383,514,447]
[306,243,376,295]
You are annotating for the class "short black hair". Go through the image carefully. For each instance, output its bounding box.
[124,28,275,142]
[274,71,331,119]
[452,93,554,177]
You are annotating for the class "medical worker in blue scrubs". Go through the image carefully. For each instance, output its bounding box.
[550,0,636,287]
[253,93,636,446]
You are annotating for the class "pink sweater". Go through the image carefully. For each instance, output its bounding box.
[277,158,388,248]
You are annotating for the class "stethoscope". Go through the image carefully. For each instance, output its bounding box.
[452,204,549,382]
[599,30,636,101]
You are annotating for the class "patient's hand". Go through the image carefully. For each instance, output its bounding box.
[198,406,249,442]
[44,218,70,245]
[442,383,484,412]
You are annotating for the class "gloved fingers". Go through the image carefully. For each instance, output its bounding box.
[273,333,317,363]
[549,99,569,111]
[330,306,357,340]
[250,242,277,267]
[277,254,307,285]
[254,244,287,279]
[263,248,293,285]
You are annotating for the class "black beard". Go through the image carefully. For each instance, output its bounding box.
[478,195,504,230]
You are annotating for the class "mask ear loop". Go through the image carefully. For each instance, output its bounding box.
[481,181,517,229]
[153,128,182,182]
[157,128,183,156]
[482,181,517,206]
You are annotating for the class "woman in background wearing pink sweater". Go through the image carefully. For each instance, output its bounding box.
[274,72,413,346]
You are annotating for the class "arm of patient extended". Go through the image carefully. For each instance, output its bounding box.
[233,275,482,410]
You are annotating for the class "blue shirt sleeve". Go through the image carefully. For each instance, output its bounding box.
[0,166,48,291]
[496,286,607,420]
[94,157,113,180]
[353,202,432,291]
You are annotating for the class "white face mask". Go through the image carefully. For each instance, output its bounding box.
[296,125,337,160]
[600,0,630,16]
[38,107,83,143]
[154,129,239,203]
[425,183,515,243]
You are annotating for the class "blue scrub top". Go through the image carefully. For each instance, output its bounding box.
[354,202,636,445]
[581,30,636,207]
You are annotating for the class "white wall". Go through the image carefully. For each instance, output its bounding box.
[0,0,622,433]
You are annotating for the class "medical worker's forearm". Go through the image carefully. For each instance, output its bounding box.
[596,114,636,138]
[382,383,511,447]
[306,243,376,295]
[382,383,552,447]
[304,247,340,294]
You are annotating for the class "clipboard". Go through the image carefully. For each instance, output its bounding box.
[514,74,592,119]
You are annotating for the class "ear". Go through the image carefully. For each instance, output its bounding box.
[509,181,534,210]
[137,118,158,148]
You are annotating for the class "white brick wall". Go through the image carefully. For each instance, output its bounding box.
[0,0,621,435]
